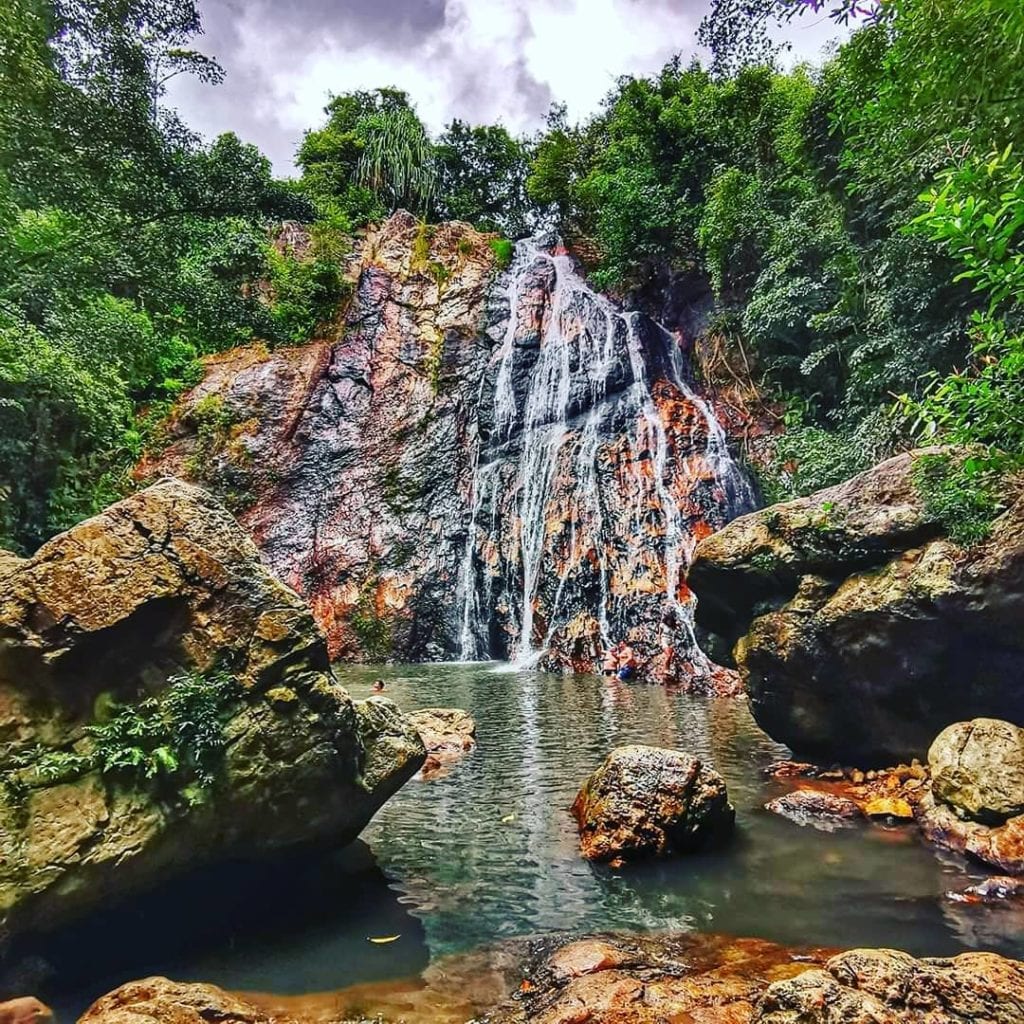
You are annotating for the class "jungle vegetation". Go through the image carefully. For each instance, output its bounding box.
[2,0,1022,550]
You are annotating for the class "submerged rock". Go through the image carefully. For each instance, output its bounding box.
[0,998,51,1024]
[572,745,734,863]
[764,790,862,831]
[0,480,424,943]
[946,875,1024,904]
[929,719,1024,825]
[406,707,476,777]
[689,450,1024,765]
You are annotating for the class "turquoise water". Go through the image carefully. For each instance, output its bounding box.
[38,665,1023,1017]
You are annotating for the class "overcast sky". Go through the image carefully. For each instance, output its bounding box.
[167,0,846,176]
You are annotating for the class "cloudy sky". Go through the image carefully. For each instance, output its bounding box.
[167,0,845,176]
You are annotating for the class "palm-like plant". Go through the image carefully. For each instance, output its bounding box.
[357,107,437,215]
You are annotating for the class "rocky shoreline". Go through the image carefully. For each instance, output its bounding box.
[60,931,1024,1024]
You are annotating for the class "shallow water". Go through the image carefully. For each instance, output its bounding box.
[39,664,1023,1017]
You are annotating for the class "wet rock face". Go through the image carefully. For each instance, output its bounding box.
[929,719,1024,825]
[764,790,862,831]
[689,450,1024,765]
[572,745,734,863]
[916,794,1024,875]
[0,480,424,943]
[140,214,753,674]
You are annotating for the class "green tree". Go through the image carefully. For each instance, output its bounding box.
[434,120,533,237]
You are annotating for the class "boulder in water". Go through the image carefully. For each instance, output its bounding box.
[0,479,424,942]
[406,707,476,777]
[929,719,1024,825]
[764,790,862,831]
[689,449,1024,765]
[0,998,51,1024]
[572,745,734,863]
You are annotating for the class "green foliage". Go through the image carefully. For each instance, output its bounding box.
[4,669,241,800]
[266,243,346,344]
[912,452,1003,547]
[434,121,533,237]
[0,0,301,551]
[488,237,514,270]
[901,149,1024,474]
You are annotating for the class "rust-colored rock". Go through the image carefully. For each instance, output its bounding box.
[487,933,836,1024]
[689,450,1024,765]
[0,998,51,1024]
[79,977,284,1024]
[406,707,476,778]
[572,745,734,863]
[0,480,424,942]
[916,793,1024,875]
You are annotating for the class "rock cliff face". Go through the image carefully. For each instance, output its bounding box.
[139,214,754,674]
[0,480,423,943]
[688,450,1024,764]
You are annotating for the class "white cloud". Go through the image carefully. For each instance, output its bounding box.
[167,0,845,176]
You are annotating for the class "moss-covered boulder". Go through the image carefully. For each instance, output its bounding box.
[688,450,1024,765]
[0,479,424,946]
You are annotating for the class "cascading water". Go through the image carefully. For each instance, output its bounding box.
[457,239,755,674]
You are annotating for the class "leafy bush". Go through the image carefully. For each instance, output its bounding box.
[4,669,242,801]
[912,452,1003,547]
[266,244,346,344]
[489,237,514,269]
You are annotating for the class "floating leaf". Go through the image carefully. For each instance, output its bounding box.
[501,813,516,824]
[368,935,401,944]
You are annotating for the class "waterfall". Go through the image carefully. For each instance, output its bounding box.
[457,239,753,671]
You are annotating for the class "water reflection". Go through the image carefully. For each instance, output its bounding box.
[34,664,1023,1019]
[350,665,1020,962]
[35,842,429,1019]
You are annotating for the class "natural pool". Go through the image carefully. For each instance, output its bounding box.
[39,664,1024,1018]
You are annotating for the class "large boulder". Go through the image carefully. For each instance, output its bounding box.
[929,719,1024,824]
[571,745,734,863]
[689,450,1024,765]
[0,480,424,944]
